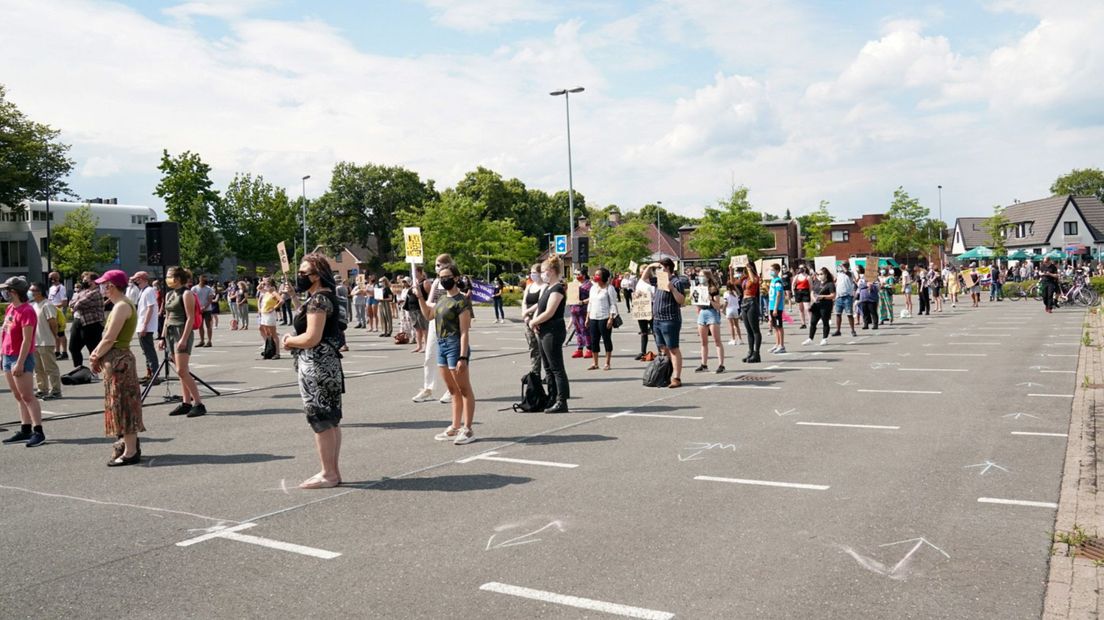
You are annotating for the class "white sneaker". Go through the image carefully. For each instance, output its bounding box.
[434,426,459,441]
[453,426,474,445]
[819,338,829,346]
[775,346,787,354]
[802,338,813,346]
[768,346,780,353]
[440,392,453,404]
[728,339,737,346]
[412,388,433,403]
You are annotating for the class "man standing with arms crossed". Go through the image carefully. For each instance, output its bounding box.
[132,272,160,385]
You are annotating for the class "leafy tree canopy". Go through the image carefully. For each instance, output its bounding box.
[982,204,1010,256]
[0,84,75,209]
[688,187,773,261]
[800,200,834,258]
[50,204,116,278]
[213,173,298,268]
[154,150,224,273]
[1051,168,1104,202]
[863,186,943,259]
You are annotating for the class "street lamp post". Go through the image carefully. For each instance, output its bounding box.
[550,87,584,267]
[45,194,52,273]
[937,184,943,265]
[656,200,663,259]
[301,175,311,257]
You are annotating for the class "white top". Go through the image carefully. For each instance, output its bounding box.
[47,283,67,307]
[126,283,141,306]
[191,285,215,311]
[31,300,56,347]
[587,284,619,320]
[137,285,159,335]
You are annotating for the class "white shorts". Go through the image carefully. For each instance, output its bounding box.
[260,312,278,327]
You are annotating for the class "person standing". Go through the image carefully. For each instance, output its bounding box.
[878,269,895,325]
[990,264,1003,302]
[803,268,835,345]
[191,275,216,348]
[405,269,428,353]
[929,267,944,313]
[520,263,545,379]
[643,258,687,384]
[492,277,506,324]
[282,254,346,487]
[68,272,106,372]
[160,267,207,418]
[364,276,378,332]
[585,267,619,371]
[236,280,251,330]
[377,277,394,337]
[131,272,160,385]
[569,270,592,359]
[741,262,763,363]
[857,267,879,330]
[832,262,858,338]
[259,279,281,358]
[353,279,367,329]
[415,262,478,441]
[530,256,570,410]
[767,264,787,354]
[724,271,744,347]
[89,270,145,467]
[633,264,656,362]
[901,267,913,317]
[621,270,637,314]
[916,268,930,316]
[1041,256,1060,313]
[693,269,725,373]
[411,255,454,404]
[279,281,294,326]
[29,283,62,400]
[47,271,69,360]
[1,277,46,447]
[792,265,811,330]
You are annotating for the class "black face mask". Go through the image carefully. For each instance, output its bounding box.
[295,274,313,293]
[440,277,456,291]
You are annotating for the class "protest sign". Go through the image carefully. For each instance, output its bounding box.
[632,289,653,320]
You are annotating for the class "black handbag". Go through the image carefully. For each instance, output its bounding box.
[612,315,623,329]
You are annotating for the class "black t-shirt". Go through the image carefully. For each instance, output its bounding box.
[538,282,566,326]
[811,280,834,301]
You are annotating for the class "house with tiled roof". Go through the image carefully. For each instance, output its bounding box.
[951,195,1104,260]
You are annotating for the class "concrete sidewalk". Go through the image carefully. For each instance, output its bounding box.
[1045,308,1104,619]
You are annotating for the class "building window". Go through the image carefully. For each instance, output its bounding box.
[831,230,849,242]
[138,242,147,264]
[0,240,27,268]
[130,215,151,225]
[335,252,343,263]
[106,237,120,265]
[1064,222,1078,236]
[40,237,48,257]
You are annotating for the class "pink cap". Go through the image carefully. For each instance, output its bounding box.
[95,269,129,290]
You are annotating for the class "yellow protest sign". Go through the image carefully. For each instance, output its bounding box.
[403,227,423,264]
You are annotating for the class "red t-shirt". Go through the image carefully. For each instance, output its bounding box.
[2,302,38,357]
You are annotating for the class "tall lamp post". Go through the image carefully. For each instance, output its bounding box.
[45,193,52,273]
[937,184,943,265]
[301,175,311,257]
[550,87,584,266]
[655,200,663,259]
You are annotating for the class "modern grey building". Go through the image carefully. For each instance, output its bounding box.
[0,198,158,282]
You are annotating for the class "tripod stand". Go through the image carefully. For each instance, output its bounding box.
[140,346,222,403]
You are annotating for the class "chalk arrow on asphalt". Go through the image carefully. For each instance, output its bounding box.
[486,521,566,551]
[1002,412,1040,420]
[964,461,1009,475]
[678,450,706,462]
[774,408,798,417]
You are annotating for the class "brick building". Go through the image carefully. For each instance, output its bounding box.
[678,219,801,268]
[819,214,884,259]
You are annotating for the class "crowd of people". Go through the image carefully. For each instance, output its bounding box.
[0,250,1085,485]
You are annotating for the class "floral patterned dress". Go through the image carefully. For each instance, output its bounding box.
[103,298,145,437]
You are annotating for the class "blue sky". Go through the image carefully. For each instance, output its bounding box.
[1,0,1100,225]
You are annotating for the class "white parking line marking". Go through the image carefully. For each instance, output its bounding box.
[608,412,703,420]
[352,355,388,358]
[479,582,674,620]
[457,451,578,469]
[176,523,342,559]
[897,368,968,372]
[766,365,832,370]
[695,475,830,491]
[1011,431,1068,437]
[701,385,781,390]
[796,422,900,430]
[926,353,988,357]
[1028,393,1074,398]
[1045,354,1078,357]
[1040,370,1075,374]
[977,497,1058,509]
[946,342,1002,345]
[857,389,942,395]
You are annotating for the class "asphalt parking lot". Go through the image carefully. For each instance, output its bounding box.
[0,300,1084,618]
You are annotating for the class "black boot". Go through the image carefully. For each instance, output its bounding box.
[544,400,569,413]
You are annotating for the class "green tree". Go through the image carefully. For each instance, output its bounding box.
[391,192,537,276]
[1051,168,1104,201]
[863,187,943,260]
[213,173,298,267]
[800,200,834,258]
[688,187,773,261]
[154,150,224,273]
[308,162,435,261]
[981,204,1010,257]
[590,219,652,273]
[0,85,76,210]
[631,203,696,237]
[50,204,117,278]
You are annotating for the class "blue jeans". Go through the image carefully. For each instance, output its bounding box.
[654,319,681,350]
[2,354,35,373]
[436,335,470,369]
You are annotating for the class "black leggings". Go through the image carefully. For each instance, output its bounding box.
[860,301,877,327]
[742,301,762,356]
[587,318,613,354]
[69,319,103,368]
[918,288,930,315]
[493,297,505,320]
[809,301,832,339]
[637,319,652,355]
[539,325,569,402]
[1043,282,1058,310]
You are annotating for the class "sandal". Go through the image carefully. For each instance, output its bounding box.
[602,364,611,371]
[299,474,340,489]
[669,378,683,388]
[586,365,599,371]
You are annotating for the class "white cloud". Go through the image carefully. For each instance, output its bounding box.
[423,0,559,32]
[80,156,121,178]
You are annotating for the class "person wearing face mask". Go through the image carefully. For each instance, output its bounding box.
[792,265,811,330]
[803,268,835,345]
[832,262,858,338]
[89,270,145,466]
[282,254,347,487]
[415,261,477,442]
[569,269,592,359]
[530,256,571,410]
[585,267,619,371]
[724,270,744,347]
[740,262,763,363]
[47,271,69,361]
[159,266,206,418]
[411,254,456,404]
[767,264,786,354]
[2,277,47,447]
[694,269,725,373]
[67,271,106,372]
[29,283,62,400]
[878,268,895,325]
[520,263,546,379]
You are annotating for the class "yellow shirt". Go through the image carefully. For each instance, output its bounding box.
[260,292,279,314]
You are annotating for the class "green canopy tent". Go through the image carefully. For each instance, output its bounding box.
[841,258,900,269]
[1006,249,1031,261]
[1043,249,1066,260]
[957,246,995,260]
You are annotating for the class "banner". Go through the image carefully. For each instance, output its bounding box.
[978,266,992,284]
[469,279,495,303]
[277,241,290,274]
[813,255,835,275]
[632,289,653,320]
[403,227,423,264]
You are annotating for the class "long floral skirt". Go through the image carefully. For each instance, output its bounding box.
[102,348,145,436]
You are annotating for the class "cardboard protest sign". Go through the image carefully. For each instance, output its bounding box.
[403,227,423,264]
[276,241,290,275]
[657,270,670,292]
[730,255,749,271]
[813,255,835,275]
[962,271,977,288]
[690,285,711,306]
[566,280,581,305]
[632,289,653,320]
[628,260,639,274]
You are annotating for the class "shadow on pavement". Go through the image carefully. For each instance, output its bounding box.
[478,433,617,445]
[49,436,174,446]
[355,473,533,492]
[215,408,302,417]
[144,453,294,467]
[343,420,463,430]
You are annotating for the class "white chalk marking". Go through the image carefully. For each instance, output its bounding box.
[352,355,388,359]
[1011,431,1068,437]
[897,368,968,372]
[608,411,703,420]
[857,389,942,395]
[925,353,988,357]
[176,522,259,546]
[0,484,234,523]
[796,422,900,430]
[1045,354,1078,358]
[701,385,781,390]
[478,582,674,620]
[1002,412,1040,420]
[774,408,798,417]
[486,521,566,551]
[694,475,829,491]
[1040,370,1075,374]
[1028,393,1074,398]
[220,531,342,559]
[946,342,1002,345]
[977,497,1058,509]
[457,451,578,469]
[964,461,1009,475]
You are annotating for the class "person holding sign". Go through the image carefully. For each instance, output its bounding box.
[631,265,655,361]
[530,256,570,412]
[642,258,687,387]
[740,261,763,363]
[693,269,725,374]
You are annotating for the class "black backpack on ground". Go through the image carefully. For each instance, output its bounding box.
[513,371,550,412]
[61,365,93,386]
[642,353,673,388]
[261,336,277,360]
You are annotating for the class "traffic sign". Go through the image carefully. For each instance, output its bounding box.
[555,235,568,255]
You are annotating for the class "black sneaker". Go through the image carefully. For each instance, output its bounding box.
[694,364,708,373]
[831,331,842,337]
[3,430,32,444]
[43,392,61,400]
[26,432,46,448]
[186,404,207,418]
[168,403,193,417]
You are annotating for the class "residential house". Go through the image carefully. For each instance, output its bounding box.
[678,219,800,269]
[951,195,1104,260]
[819,214,885,260]
[313,245,372,282]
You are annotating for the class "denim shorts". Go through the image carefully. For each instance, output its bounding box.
[696,307,721,326]
[2,354,35,373]
[833,295,853,314]
[654,319,681,350]
[436,336,470,369]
